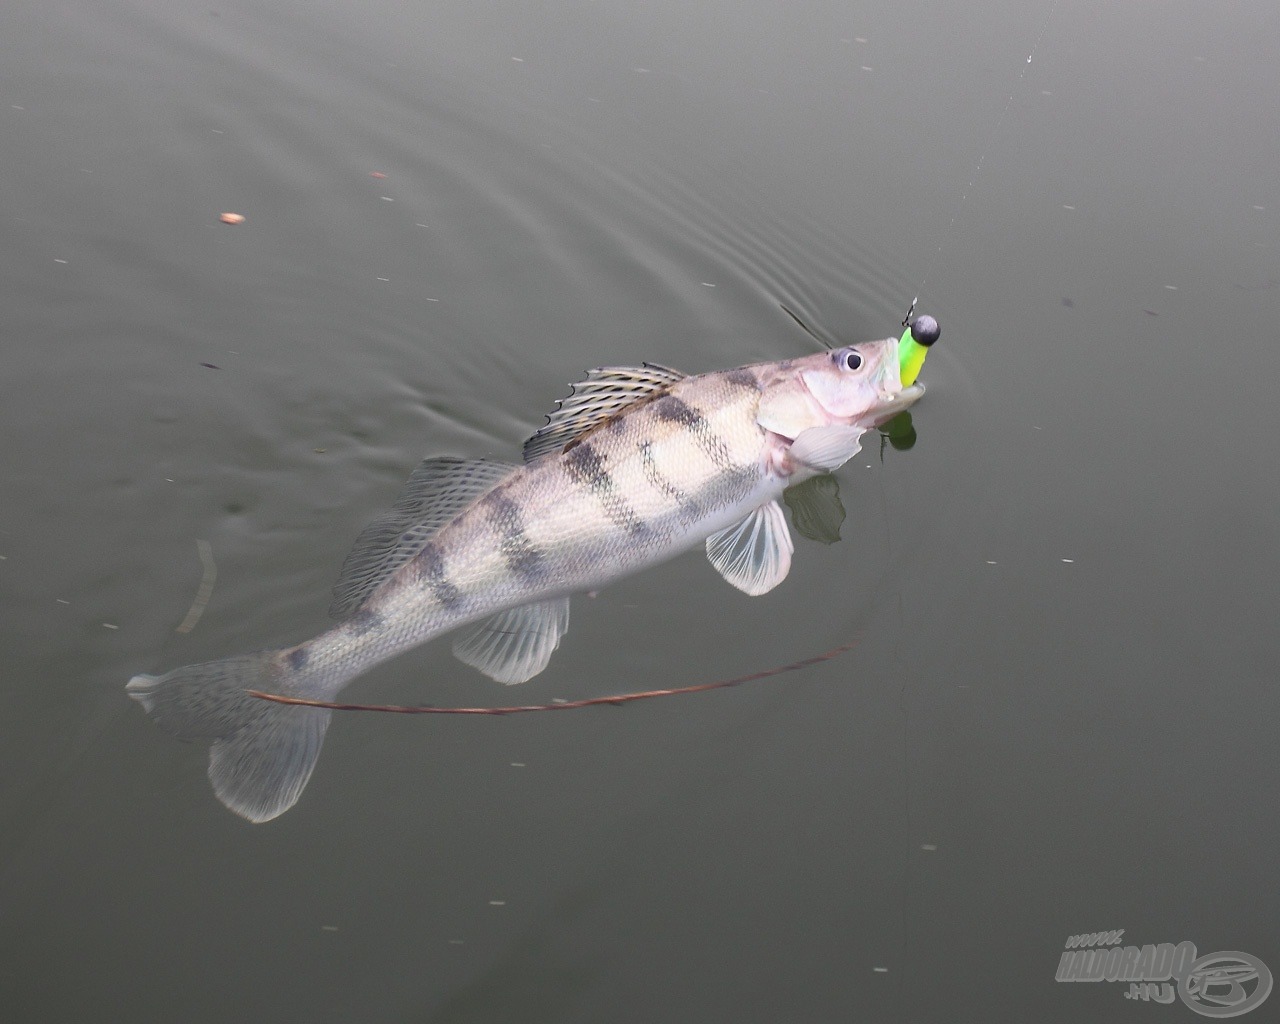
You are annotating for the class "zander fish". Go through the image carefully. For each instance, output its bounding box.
[128,336,924,821]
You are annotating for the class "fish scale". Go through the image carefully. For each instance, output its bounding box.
[127,335,923,821]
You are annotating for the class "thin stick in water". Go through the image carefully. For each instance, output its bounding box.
[175,539,217,634]
[248,639,862,715]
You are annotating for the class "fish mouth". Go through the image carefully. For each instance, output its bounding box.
[860,381,925,428]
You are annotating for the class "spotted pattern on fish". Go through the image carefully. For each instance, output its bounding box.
[652,394,734,470]
[563,441,649,537]
[288,648,309,671]
[484,493,546,581]
[413,541,463,609]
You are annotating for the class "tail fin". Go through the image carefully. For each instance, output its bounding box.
[126,651,331,823]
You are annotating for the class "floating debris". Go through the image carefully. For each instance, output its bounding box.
[369,171,387,178]
[219,212,245,225]
[103,623,119,630]
[175,539,217,634]
[200,363,221,370]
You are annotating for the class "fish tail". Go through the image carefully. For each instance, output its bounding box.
[126,649,332,823]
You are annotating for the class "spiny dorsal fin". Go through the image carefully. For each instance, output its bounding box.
[522,363,687,463]
[330,457,518,618]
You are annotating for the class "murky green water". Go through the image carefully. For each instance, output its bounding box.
[3,1,1278,1021]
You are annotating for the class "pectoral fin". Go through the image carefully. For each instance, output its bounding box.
[705,501,794,596]
[789,424,866,472]
[452,597,571,684]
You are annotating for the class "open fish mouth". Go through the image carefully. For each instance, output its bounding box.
[860,381,925,428]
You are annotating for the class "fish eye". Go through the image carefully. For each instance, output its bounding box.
[841,349,862,371]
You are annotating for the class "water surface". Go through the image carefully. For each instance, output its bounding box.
[2,1,1278,1021]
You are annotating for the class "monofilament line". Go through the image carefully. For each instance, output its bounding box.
[914,0,1060,297]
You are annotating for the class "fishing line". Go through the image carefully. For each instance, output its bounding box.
[912,0,1060,299]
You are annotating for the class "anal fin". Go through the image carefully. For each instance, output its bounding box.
[453,597,571,684]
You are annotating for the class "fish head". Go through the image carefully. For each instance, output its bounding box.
[755,336,924,440]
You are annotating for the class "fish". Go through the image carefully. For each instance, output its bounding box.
[127,335,924,822]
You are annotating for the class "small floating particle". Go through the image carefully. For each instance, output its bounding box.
[12,104,25,110]
[369,171,387,178]
[54,258,68,264]
[1164,284,1177,290]
[57,598,70,605]
[511,57,524,62]
[921,843,938,851]
[873,967,889,973]
[200,362,221,370]
[424,297,439,302]
[1062,204,1075,210]
[860,66,873,72]
[321,925,339,932]
[488,900,506,906]
[510,762,526,767]
[210,128,224,134]
[165,478,174,482]
[854,36,867,43]
[448,939,465,945]
[219,212,245,225]
[1144,310,1159,317]
[376,277,390,282]
[985,560,998,565]
[380,196,394,203]
[1061,558,1074,564]
[102,622,119,630]
[701,282,715,287]
[551,698,567,704]
[1253,205,1265,211]
[314,448,327,453]
[415,222,428,228]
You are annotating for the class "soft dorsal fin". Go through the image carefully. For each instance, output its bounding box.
[522,363,687,463]
[330,456,518,618]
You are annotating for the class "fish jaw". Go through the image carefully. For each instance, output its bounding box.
[756,336,924,440]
